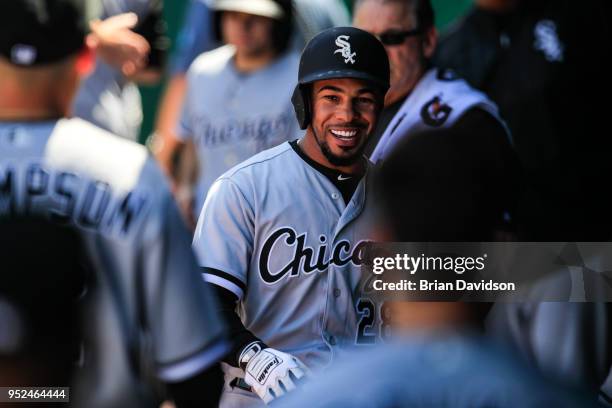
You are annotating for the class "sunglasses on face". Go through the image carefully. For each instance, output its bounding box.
[377,28,422,46]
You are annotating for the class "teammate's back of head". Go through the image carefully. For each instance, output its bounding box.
[0,0,89,117]
[373,128,510,329]
[375,127,512,242]
[0,216,88,388]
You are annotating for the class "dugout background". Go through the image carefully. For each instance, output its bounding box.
[137,0,473,144]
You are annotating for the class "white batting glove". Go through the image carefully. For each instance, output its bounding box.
[239,342,309,404]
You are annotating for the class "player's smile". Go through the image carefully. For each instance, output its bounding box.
[328,125,366,149]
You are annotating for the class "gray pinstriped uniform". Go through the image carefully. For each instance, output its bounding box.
[193,142,375,407]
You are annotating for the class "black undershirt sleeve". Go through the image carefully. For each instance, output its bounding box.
[201,271,268,367]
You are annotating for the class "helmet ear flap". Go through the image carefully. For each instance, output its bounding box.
[291,85,311,130]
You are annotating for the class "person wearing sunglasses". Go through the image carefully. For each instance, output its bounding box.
[352,0,522,351]
[353,0,517,181]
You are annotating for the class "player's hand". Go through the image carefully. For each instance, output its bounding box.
[240,343,310,404]
[87,12,150,76]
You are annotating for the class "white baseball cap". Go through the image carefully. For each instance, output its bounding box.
[211,0,285,20]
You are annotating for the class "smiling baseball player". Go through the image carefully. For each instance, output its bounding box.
[193,27,390,406]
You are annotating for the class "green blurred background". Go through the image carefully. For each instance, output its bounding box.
[138,0,473,143]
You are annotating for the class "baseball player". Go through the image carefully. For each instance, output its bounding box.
[193,27,390,406]
[353,0,513,166]
[157,0,303,226]
[0,1,226,407]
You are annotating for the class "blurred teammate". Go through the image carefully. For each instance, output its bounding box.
[154,0,349,223]
[163,0,349,78]
[352,0,514,170]
[153,0,349,151]
[156,0,303,226]
[193,27,389,406]
[435,0,611,241]
[273,128,599,408]
[0,1,226,406]
[273,333,596,407]
[434,1,612,403]
[487,299,612,406]
[73,0,168,141]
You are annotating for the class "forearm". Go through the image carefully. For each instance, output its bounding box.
[155,75,187,139]
[153,76,191,181]
[154,133,186,181]
[207,282,268,367]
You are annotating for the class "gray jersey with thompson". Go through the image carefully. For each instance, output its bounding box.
[0,118,227,407]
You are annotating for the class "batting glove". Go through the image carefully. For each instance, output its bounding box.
[239,342,309,404]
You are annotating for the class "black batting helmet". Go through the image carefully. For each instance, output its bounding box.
[291,27,390,130]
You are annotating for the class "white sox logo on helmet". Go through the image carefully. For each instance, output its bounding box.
[334,35,356,64]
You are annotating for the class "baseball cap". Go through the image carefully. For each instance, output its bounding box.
[211,0,286,20]
[0,0,86,67]
[297,27,390,91]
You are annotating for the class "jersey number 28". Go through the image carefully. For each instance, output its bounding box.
[355,298,391,345]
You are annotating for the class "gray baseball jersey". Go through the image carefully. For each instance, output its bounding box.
[487,301,612,406]
[370,68,506,163]
[0,118,227,407]
[193,142,374,407]
[292,0,350,46]
[177,45,303,219]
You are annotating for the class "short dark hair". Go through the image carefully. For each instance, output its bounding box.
[354,0,435,30]
[0,0,86,66]
[212,0,294,54]
[374,127,510,242]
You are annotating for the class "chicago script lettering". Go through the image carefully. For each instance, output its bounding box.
[259,227,368,284]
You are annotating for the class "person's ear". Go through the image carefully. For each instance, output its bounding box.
[75,46,95,77]
[422,26,438,59]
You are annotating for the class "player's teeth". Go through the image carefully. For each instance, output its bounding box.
[331,130,357,137]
